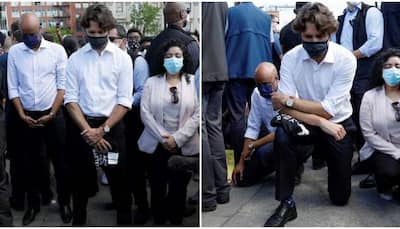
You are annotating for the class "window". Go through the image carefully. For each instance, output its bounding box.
[11,2,19,7]
[116,3,123,13]
[75,3,81,8]
[11,10,19,18]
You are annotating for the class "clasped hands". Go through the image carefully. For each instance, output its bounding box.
[81,128,111,153]
[161,133,178,152]
[22,113,53,128]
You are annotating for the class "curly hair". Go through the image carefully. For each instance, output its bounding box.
[369,48,400,90]
[159,40,191,83]
[293,2,338,35]
[80,4,115,31]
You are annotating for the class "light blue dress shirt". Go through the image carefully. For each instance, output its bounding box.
[7,38,67,111]
[132,55,149,107]
[333,3,383,57]
[244,88,277,140]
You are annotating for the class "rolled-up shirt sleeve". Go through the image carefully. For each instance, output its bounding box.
[64,58,79,105]
[320,54,356,117]
[117,54,134,109]
[56,47,68,90]
[244,90,261,140]
[132,56,149,107]
[358,7,383,57]
[278,54,297,96]
[7,49,19,100]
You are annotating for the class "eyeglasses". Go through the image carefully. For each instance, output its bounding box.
[392,102,400,121]
[170,86,179,104]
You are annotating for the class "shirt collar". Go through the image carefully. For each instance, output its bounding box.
[300,41,335,64]
[345,3,361,14]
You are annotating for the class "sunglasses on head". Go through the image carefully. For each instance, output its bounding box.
[170,86,179,104]
[392,102,400,121]
[109,36,121,42]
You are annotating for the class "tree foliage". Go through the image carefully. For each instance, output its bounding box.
[130,3,162,36]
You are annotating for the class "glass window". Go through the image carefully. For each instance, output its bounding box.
[116,3,123,13]
[75,3,81,8]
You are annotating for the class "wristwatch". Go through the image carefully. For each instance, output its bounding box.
[103,125,110,134]
[248,143,255,151]
[285,97,294,108]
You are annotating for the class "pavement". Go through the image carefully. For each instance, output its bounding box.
[10,169,199,227]
[202,156,400,227]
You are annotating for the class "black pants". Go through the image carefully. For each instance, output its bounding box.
[274,118,355,206]
[202,82,230,207]
[67,117,131,225]
[20,109,71,210]
[366,151,400,194]
[351,91,365,151]
[223,79,255,164]
[124,107,149,209]
[0,108,12,226]
[148,145,191,224]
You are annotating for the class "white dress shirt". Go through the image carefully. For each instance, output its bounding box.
[64,42,133,117]
[332,3,383,57]
[7,38,67,111]
[244,88,277,139]
[279,42,357,123]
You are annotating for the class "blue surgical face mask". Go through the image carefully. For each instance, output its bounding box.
[164,57,183,75]
[383,67,400,87]
[23,33,41,49]
[257,84,274,99]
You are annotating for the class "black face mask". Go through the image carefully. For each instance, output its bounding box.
[87,35,108,50]
[302,40,328,58]
[128,39,140,50]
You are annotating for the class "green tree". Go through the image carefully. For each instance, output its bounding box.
[45,27,72,44]
[130,3,162,36]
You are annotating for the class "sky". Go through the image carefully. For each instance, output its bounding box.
[227,0,382,27]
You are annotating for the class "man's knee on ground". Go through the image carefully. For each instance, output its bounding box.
[274,127,291,147]
[329,192,350,206]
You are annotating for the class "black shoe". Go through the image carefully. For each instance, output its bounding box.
[264,202,297,227]
[359,174,376,189]
[133,206,148,225]
[217,193,230,204]
[202,204,216,212]
[41,191,54,206]
[59,204,72,224]
[312,158,326,170]
[22,208,40,226]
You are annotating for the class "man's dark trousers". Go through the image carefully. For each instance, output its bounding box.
[274,118,355,205]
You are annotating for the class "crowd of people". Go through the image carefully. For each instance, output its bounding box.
[0,2,199,226]
[202,1,400,227]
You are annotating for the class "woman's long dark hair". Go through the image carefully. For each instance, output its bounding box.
[369,48,400,90]
[159,39,191,84]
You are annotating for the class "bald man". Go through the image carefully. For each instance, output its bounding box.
[231,63,278,186]
[145,2,198,76]
[7,13,71,225]
[231,63,304,187]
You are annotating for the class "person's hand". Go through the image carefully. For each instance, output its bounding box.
[161,134,177,152]
[232,161,245,184]
[37,114,53,126]
[319,118,346,141]
[271,92,288,111]
[81,128,104,146]
[22,114,43,128]
[94,138,112,153]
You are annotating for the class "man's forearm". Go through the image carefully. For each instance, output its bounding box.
[254,132,275,148]
[50,90,65,115]
[65,102,90,131]
[281,107,323,127]
[11,97,25,118]
[103,104,129,129]
[291,97,332,119]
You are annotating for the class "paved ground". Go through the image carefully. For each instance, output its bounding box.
[202,157,400,227]
[10,169,199,227]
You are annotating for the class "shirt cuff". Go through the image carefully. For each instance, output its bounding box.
[358,46,370,58]
[63,97,78,105]
[244,128,259,140]
[321,100,336,118]
[8,89,19,100]
[117,97,132,109]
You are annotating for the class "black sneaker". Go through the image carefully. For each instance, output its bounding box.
[217,193,230,204]
[264,202,297,227]
[359,174,376,189]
